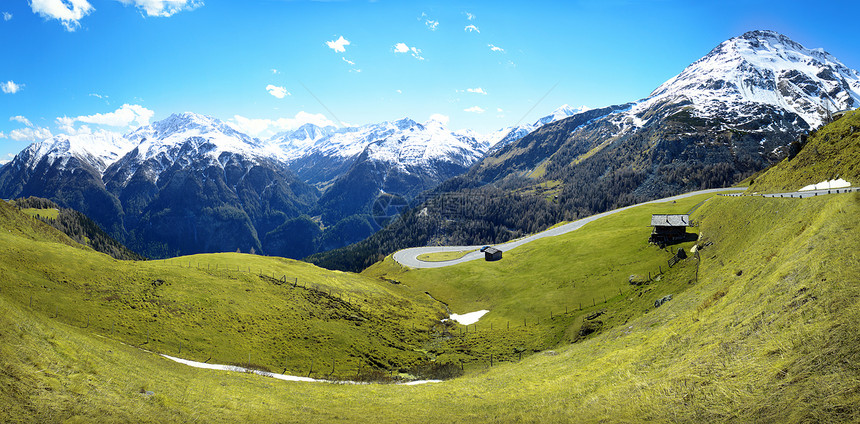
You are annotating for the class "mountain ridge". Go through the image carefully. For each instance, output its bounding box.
[307,30,860,272]
[0,105,581,258]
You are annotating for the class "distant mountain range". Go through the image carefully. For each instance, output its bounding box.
[307,30,860,271]
[0,103,579,258]
[3,30,857,264]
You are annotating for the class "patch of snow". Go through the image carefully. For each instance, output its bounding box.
[798,178,851,191]
[159,354,442,385]
[402,379,443,385]
[448,310,489,325]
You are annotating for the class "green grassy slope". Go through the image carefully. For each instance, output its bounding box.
[13,196,145,261]
[749,110,860,192]
[362,193,709,367]
[20,207,60,220]
[2,192,857,422]
[0,200,446,380]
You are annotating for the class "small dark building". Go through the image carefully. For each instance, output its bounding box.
[483,246,502,261]
[649,214,690,244]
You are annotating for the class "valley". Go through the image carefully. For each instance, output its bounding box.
[2,184,857,422]
[2,13,859,422]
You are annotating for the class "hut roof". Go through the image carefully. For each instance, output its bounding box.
[650,214,690,227]
[483,247,501,255]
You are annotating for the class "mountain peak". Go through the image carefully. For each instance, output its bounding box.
[139,112,241,140]
[646,30,860,128]
[392,117,419,130]
[7,131,133,174]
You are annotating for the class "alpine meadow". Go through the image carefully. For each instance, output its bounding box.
[1,1,859,422]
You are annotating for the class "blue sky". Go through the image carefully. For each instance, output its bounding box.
[2,0,859,162]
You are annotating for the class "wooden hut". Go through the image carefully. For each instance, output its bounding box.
[649,214,690,244]
[483,246,502,261]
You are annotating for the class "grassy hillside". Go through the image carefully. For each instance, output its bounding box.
[0,200,446,380]
[359,193,721,370]
[2,191,859,422]
[13,196,145,261]
[749,109,860,192]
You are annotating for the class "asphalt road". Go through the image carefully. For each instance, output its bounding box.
[392,187,747,269]
[392,186,858,269]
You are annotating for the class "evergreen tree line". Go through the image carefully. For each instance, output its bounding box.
[13,196,146,261]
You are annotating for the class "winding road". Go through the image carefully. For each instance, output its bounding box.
[393,186,857,269]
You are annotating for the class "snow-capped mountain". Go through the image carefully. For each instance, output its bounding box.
[279,105,589,188]
[467,30,860,205]
[126,112,268,160]
[7,131,133,175]
[100,112,319,257]
[0,108,579,259]
[618,30,860,132]
[295,117,493,228]
[359,118,489,169]
[482,104,591,154]
[0,131,135,235]
[104,112,283,189]
[269,123,338,160]
[7,31,849,262]
[280,116,491,189]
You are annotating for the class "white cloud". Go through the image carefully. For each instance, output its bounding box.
[342,57,355,65]
[428,113,449,125]
[10,116,33,127]
[326,36,350,53]
[89,93,107,99]
[74,104,155,128]
[55,116,95,135]
[3,12,12,21]
[497,108,504,112]
[266,84,290,99]
[396,89,402,94]
[466,87,487,95]
[393,43,409,53]
[56,116,77,133]
[465,12,475,20]
[116,0,202,17]
[8,126,53,142]
[29,0,93,31]
[425,19,438,31]
[271,68,279,74]
[464,24,479,33]
[464,106,485,113]
[488,44,505,52]
[230,112,336,138]
[393,43,424,60]
[2,80,22,94]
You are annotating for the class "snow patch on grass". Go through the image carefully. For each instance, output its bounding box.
[448,310,489,325]
[159,354,442,385]
[799,178,851,191]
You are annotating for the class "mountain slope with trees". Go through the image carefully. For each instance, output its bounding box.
[309,30,860,272]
